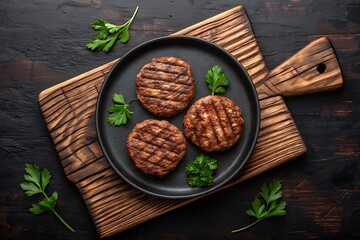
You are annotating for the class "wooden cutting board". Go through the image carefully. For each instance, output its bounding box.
[38,6,342,238]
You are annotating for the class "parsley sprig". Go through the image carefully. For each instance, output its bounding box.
[186,155,218,187]
[231,178,287,233]
[107,93,133,126]
[86,6,139,52]
[205,65,229,95]
[20,164,75,232]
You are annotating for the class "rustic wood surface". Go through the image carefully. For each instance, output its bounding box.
[37,5,312,237]
[256,37,343,99]
[1,1,359,240]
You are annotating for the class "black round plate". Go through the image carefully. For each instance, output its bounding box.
[96,36,260,199]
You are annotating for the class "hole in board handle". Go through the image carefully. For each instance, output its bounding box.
[316,63,327,73]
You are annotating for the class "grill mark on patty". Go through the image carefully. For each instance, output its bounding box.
[129,140,180,165]
[133,124,185,156]
[220,98,236,133]
[132,131,183,154]
[137,161,163,173]
[146,124,183,141]
[141,96,182,110]
[128,146,172,169]
[184,96,244,152]
[189,124,200,146]
[139,89,184,101]
[128,144,178,169]
[136,57,195,117]
[213,98,233,141]
[209,97,227,143]
[137,79,193,92]
[136,123,178,144]
[149,59,189,68]
[185,110,200,146]
[200,100,221,146]
[131,135,179,155]
[137,86,191,96]
[193,102,208,146]
[127,120,186,176]
[139,70,192,85]
[129,147,165,170]
[227,107,242,132]
[145,62,188,75]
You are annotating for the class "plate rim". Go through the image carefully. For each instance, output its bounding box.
[95,35,260,199]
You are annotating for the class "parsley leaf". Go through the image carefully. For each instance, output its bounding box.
[30,192,58,215]
[92,19,109,39]
[205,65,229,95]
[86,37,117,53]
[231,178,287,233]
[186,155,218,187]
[86,6,139,53]
[20,164,75,232]
[107,93,133,126]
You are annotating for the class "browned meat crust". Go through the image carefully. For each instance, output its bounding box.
[183,95,244,152]
[127,119,186,177]
[136,56,195,117]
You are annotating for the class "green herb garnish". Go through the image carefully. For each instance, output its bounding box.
[186,154,218,187]
[107,93,133,126]
[231,178,287,233]
[86,6,139,52]
[205,65,229,95]
[20,164,75,232]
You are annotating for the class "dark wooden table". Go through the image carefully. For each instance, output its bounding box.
[1,1,359,239]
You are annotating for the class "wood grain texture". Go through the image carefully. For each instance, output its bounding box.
[37,5,343,238]
[256,37,343,99]
[173,6,269,87]
[1,1,358,239]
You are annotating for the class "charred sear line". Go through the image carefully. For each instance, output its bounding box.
[210,97,227,142]
[134,123,167,152]
[139,124,179,145]
[136,56,195,117]
[129,143,178,166]
[184,110,200,146]
[213,98,232,141]
[145,63,188,76]
[227,107,242,132]
[137,79,193,92]
[139,90,184,101]
[220,99,235,133]
[139,71,192,85]
[142,97,181,111]
[127,120,186,177]
[183,96,244,152]
[200,100,221,146]
[190,104,206,146]
[131,134,180,155]
[128,147,164,169]
[128,145,172,169]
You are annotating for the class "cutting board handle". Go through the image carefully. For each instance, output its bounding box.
[256,37,343,99]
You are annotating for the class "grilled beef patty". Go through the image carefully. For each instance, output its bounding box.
[183,95,244,152]
[127,119,186,177]
[136,56,195,117]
